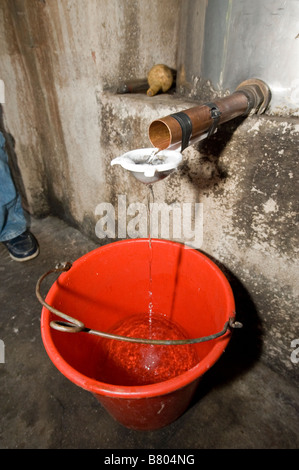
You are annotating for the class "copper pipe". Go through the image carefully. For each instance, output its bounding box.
[148,79,271,150]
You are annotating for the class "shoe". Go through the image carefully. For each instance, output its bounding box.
[2,230,39,262]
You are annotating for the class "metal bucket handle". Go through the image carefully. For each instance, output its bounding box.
[36,262,242,346]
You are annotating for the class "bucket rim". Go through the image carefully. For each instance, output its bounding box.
[40,238,235,399]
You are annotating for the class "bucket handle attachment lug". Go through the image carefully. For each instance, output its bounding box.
[36,262,243,346]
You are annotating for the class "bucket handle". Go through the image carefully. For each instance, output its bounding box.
[36,262,242,346]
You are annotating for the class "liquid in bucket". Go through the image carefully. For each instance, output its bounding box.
[96,313,199,386]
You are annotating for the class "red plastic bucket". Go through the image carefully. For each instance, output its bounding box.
[40,239,235,430]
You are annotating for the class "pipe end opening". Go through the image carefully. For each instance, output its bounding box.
[149,120,171,150]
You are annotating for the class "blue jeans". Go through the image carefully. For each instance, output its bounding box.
[0,131,27,242]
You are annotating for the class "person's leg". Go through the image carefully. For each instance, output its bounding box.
[0,131,27,241]
[0,131,39,261]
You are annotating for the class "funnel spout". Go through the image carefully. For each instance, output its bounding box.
[110,148,182,184]
[148,78,271,150]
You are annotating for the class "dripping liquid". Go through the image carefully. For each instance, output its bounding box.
[148,184,154,324]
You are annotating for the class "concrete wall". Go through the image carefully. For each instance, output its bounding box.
[0,0,298,381]
[0,0,180,219]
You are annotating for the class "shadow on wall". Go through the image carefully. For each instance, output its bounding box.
[190,254,263,408]
[179,116,247,192]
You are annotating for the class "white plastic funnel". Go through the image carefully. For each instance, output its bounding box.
[111,148,183,184]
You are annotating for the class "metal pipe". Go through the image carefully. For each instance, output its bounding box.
[148,78,271,150]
